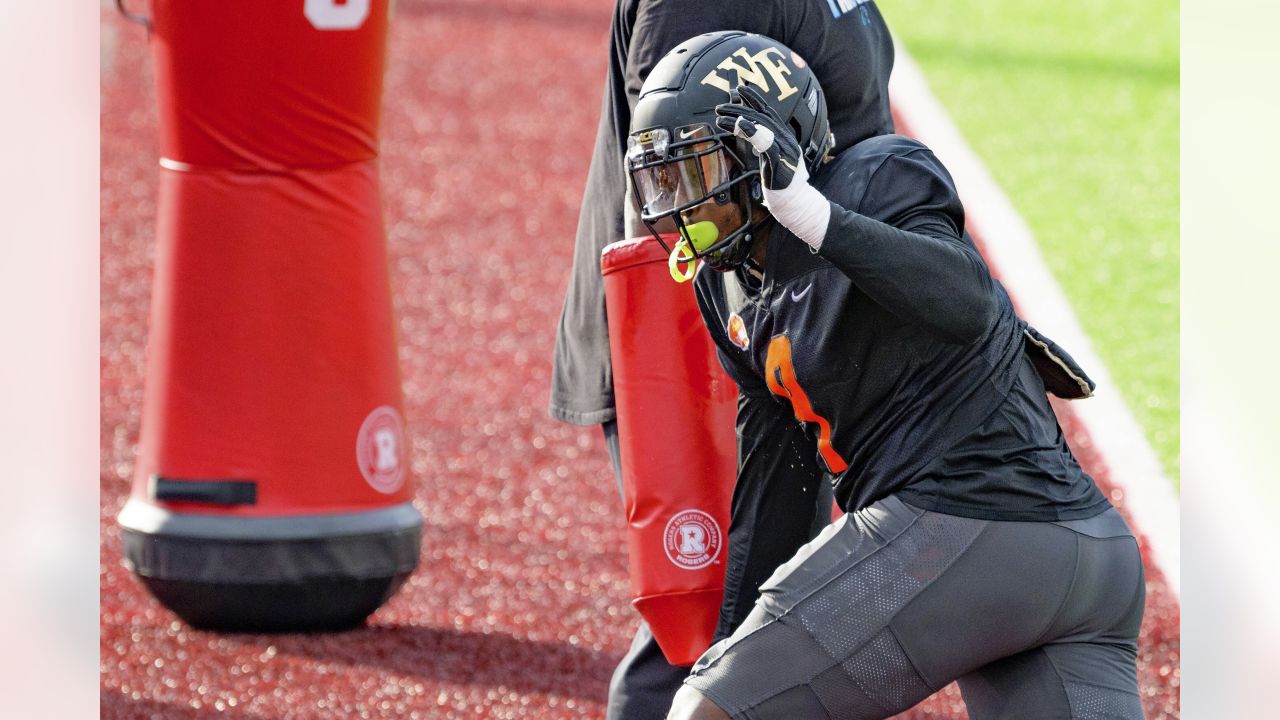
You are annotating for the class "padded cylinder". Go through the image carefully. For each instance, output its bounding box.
[602,236,739,665]
[117,0,420,632]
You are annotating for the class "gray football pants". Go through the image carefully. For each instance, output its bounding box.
[685,495,1147,719]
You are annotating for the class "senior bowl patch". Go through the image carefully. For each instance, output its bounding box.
[727,312,750,350]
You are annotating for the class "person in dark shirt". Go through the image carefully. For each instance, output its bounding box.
[625,31,1147,719]
[551,3,896,718]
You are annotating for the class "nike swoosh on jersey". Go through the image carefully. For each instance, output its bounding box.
[790,284,812,301]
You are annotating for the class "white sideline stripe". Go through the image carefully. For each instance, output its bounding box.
[101,0,118,78]
[888,47,1180,598]
[101,16,118,81]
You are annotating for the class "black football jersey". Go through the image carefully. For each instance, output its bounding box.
[694,135,1108,521]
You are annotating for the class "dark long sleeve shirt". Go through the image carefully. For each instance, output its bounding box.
[695,135,1108,535]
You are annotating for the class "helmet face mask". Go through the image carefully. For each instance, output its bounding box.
[626,31,832,273]
[627,122,761,271]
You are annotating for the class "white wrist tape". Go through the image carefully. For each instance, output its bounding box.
[764,176,831,251]
[743,123,776,154]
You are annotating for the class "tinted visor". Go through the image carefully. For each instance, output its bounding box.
[628,125,730,218]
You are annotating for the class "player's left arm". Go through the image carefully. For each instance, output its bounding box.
[714,390,829,642]
[819,150,998,343]
[717,88,998,344]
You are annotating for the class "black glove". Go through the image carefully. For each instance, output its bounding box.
[714,85,805,190]
[714,85,831,250]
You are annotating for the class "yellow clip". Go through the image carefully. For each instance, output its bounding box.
[668,239,699,283]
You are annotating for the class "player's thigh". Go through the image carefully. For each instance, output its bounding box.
[683,499,1108,719]
[958,641,1145,720]
[684,497,989,719]
[930,510,1145,719]
[885,515,1087,687]
[684,581,940,720]
[952,511,1146,720]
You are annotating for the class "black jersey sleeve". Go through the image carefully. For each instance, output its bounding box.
[816,147,999,343]
[625,3,742,103]
[713,391,828,641]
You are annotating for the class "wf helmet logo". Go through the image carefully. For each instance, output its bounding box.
[663,510,723,570]
[699,46,799,102]
[357,405,406,494]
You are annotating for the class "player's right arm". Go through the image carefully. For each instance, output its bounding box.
[713,384,828,642]
[693,275,829,640]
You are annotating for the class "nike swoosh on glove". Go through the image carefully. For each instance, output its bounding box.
[715,85,831,251]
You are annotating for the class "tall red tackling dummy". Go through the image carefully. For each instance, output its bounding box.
[602,237,739,665]
[116,0,421,631]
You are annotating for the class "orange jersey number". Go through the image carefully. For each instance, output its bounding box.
[764,335,849,474]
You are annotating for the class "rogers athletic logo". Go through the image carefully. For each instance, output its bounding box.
[663,510,723,570]
[356,405,406,494]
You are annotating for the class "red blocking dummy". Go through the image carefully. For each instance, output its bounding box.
[116,0,420,632]
[602,236,739,666]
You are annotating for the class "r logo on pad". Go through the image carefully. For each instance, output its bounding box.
[663,509,723,570]
[356,405,406,494]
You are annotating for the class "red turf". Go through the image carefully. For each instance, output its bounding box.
[100,1,1179,717]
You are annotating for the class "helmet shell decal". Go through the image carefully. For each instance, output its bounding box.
[698,46,799,102]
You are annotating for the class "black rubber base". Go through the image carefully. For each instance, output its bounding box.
[137,573,412,633]
[118,500,423,633]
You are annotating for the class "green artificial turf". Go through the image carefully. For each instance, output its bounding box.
[880,0,1180,486]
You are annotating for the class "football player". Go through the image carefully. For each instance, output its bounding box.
[551,3,898,718]
[625,32,1147,720]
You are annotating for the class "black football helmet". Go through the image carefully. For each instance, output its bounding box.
[627,31,833,272]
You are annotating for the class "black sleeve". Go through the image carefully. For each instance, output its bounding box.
[817,149,999,343]
[624,2,745,103]
[713,390,828,641]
